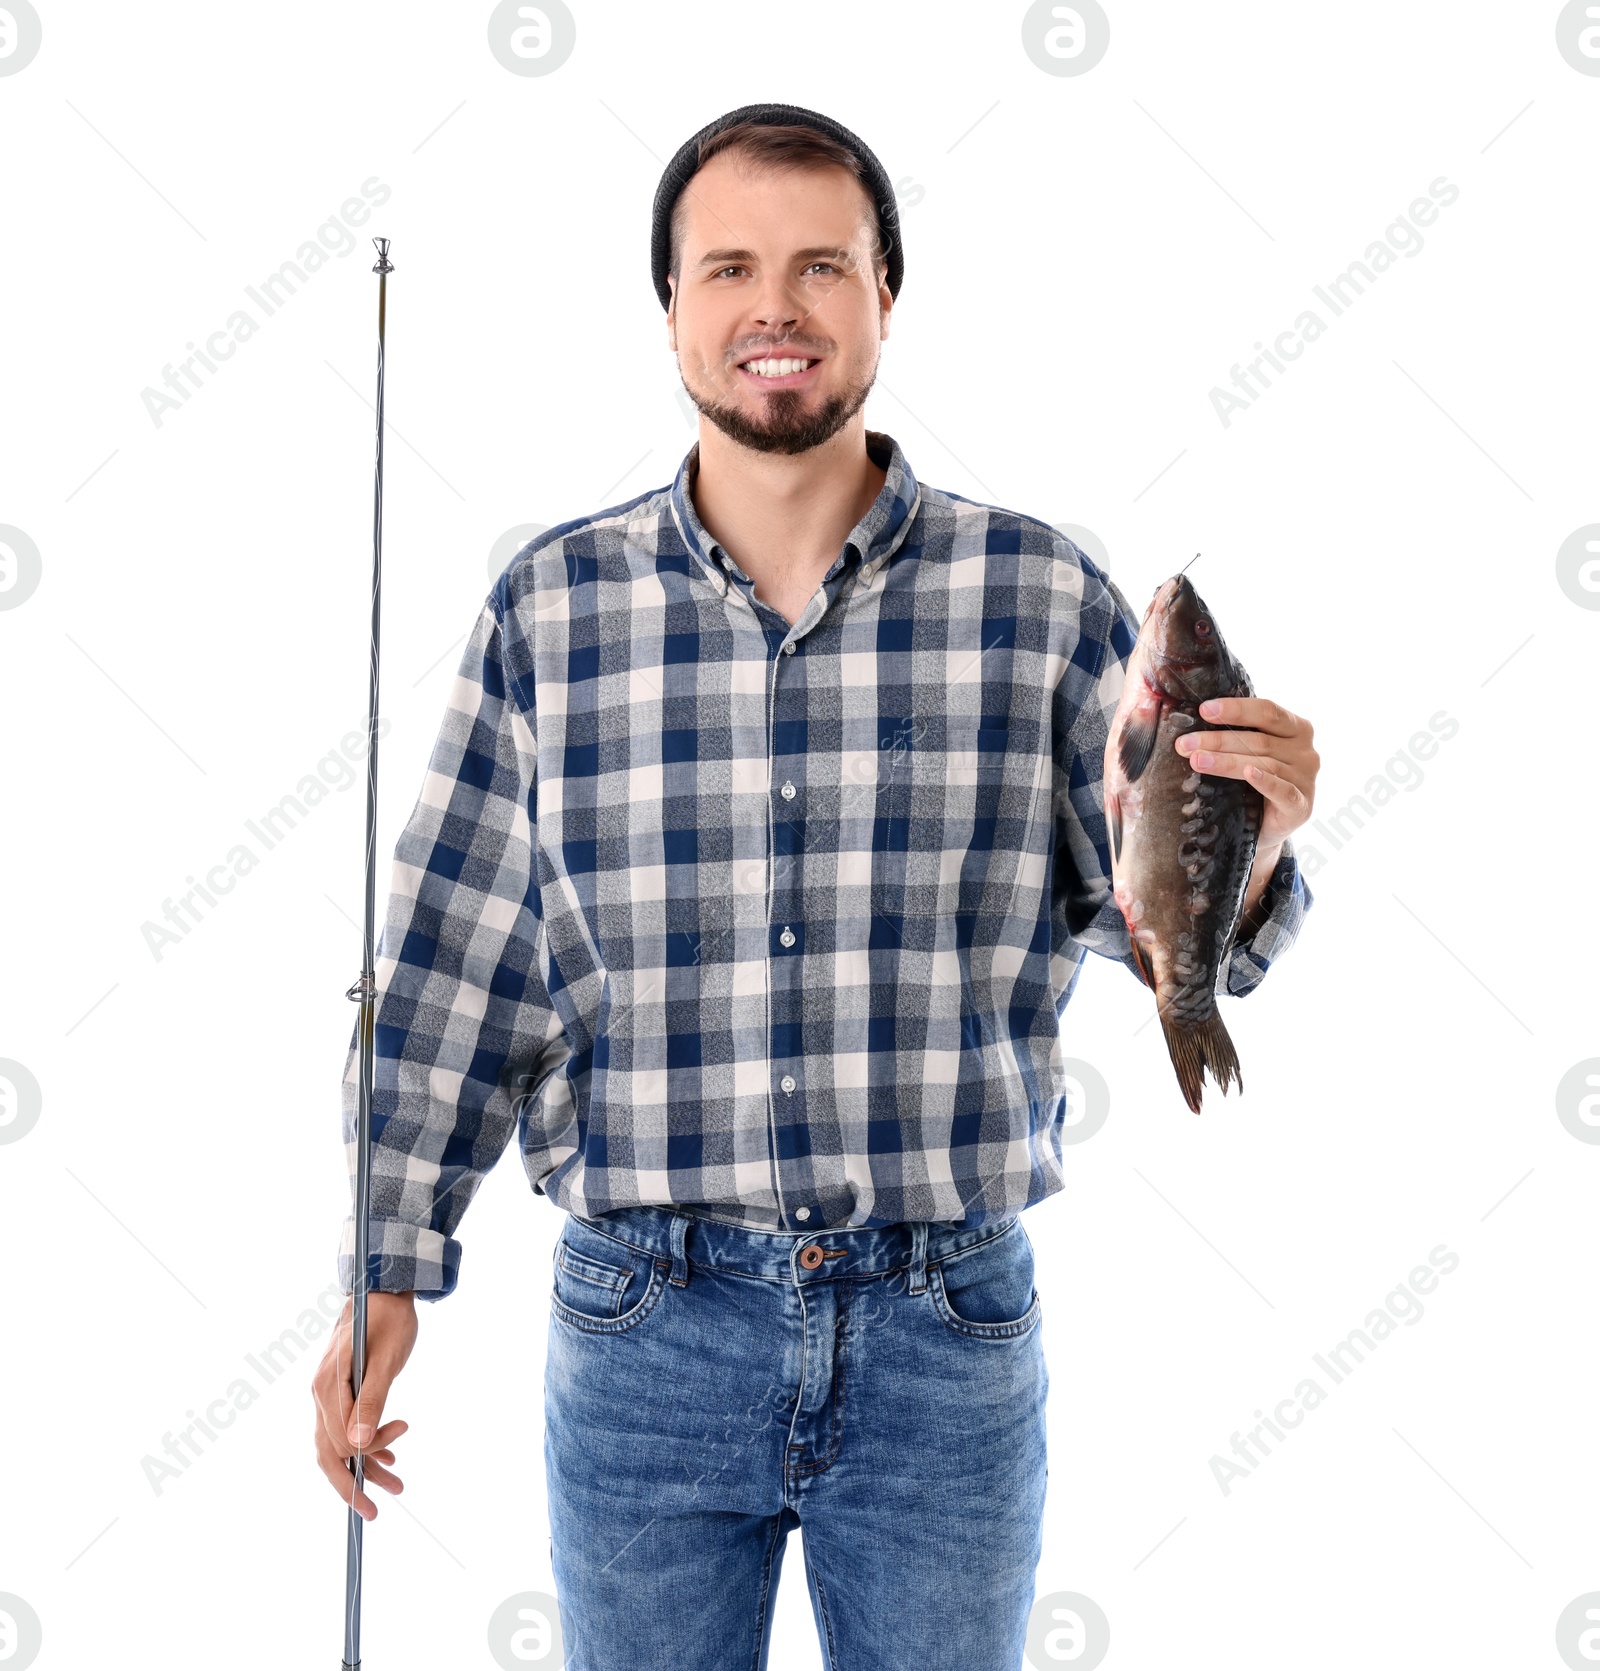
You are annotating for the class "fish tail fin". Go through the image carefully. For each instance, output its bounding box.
[1159,1008,1243,1115]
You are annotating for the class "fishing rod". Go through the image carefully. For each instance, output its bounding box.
[342,233,392,1671]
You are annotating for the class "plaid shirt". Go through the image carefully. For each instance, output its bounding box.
[338,430,1311,1300]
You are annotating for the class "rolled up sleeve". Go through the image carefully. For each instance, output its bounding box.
[1219,841,1312,997]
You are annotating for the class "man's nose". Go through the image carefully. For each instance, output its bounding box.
[749,272,811,330]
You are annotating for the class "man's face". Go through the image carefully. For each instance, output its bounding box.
[666,152,892,456]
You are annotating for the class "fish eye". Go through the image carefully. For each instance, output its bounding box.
[1194,618,1212,637]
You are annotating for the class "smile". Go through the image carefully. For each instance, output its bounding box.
[736,357,821,387]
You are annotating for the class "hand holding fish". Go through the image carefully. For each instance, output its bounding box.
[1103,573,1315,1113]
[1173,694,1319,859]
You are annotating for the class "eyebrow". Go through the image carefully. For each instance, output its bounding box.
[693,245,855,270]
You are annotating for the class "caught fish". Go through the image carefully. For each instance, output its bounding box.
[1103,572,1264,1113]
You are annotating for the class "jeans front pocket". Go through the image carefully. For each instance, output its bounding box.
[929,1219,1042,1341]
[555,1241,632,1318]
[550,1215,669,1334]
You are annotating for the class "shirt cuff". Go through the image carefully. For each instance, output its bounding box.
[1219,840,1313,998]
[337,1216,461,1303]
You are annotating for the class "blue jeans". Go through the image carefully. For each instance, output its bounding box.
[543,1204,1048,1670]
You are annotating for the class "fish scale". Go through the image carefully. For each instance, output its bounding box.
[1102,573,1264,1113]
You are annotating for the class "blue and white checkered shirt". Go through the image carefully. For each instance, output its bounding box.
[339,430,1311,1299]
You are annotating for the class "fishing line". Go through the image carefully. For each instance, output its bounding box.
[339,233,392,1671]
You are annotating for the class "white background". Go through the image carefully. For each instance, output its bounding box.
[2,2,1597,1667]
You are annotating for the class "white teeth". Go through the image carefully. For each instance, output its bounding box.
[743,357,814,377]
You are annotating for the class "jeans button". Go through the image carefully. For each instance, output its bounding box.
[799,1244,824,1269]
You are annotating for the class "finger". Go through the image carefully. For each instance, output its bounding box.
[346,1416,410,1453]
[1184,747,1281,786]
[343,1469,380,1522]
[327,1312,389,1435]
[345,1372,396,1447]
[314,1371,407,1461]
[336,1431,407,1504]
[314,1426,380,1521]
[345,1436,403,1468]
[1196,696,1304,737]
[1244,762,1311,819]
[360,1455,406,1496]
[328,1323,359,1435]
[314,1367,358,1462]
[1176,727,1279,760]
[1194,752,1311,817]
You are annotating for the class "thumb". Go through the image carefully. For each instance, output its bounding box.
[346,1365,392,1449]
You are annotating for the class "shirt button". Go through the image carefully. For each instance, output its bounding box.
[779,927,795,948]
[860,563,876,584]
[780,781,796,800]
[780,1074,796,1094]
[783,641,796,655]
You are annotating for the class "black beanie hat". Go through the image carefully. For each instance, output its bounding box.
[650,102,903,312]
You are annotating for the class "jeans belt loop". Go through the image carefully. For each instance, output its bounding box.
[668,1212,691,1288]
[908,1221,928,1295]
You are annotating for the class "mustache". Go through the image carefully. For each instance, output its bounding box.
[729,338,831,361]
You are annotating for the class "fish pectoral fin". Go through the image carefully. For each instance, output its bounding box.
[1117,705,1162,783]
[1107,792,1122,864]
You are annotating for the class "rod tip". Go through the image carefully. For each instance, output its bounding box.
[371,236,393,275]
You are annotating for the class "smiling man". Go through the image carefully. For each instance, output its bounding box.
[312,103,1318,1670]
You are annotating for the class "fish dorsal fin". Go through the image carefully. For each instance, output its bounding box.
[1118,705,1162,783]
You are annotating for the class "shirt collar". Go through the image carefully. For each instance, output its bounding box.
[668,429,921,589]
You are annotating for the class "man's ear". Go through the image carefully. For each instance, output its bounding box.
[665,275,677,349]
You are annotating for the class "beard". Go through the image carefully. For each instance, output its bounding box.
[681,354,878,456]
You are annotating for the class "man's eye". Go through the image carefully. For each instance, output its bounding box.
[714,263,838,278]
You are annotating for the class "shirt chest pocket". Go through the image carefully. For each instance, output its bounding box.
[873,718,1012,927]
